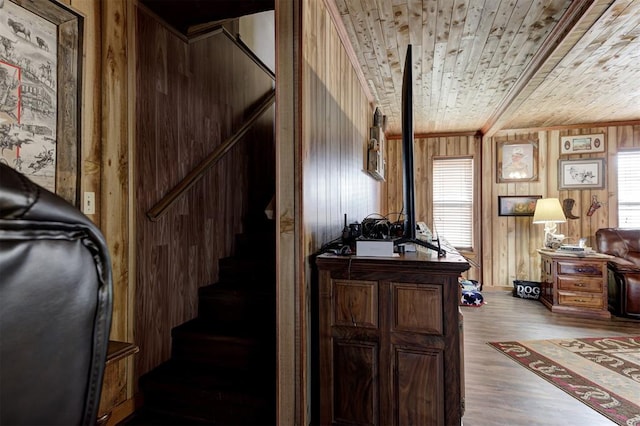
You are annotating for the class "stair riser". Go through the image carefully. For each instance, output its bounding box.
[171,337,270,370]
[198,293,275,327]
[218,269,275,284]
[140,390,272,425]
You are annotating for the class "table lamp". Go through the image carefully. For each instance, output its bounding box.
[532,198,567,249]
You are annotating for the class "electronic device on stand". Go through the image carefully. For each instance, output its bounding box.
[394,44,445,258]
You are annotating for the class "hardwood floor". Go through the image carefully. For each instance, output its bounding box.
[461,290,638,426]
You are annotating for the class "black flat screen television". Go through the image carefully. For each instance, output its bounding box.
[394,44,446,257]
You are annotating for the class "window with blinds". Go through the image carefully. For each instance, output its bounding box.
[432,157,473,249]
[618,150,640,228]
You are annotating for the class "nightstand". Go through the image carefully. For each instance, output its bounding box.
[538,249,612,319]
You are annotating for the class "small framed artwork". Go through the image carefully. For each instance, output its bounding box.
[558,158,605,190]
[497,139,539,183]
[498,195,542,216]
[560,133,605,155]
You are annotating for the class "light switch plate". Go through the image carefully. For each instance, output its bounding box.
[84,192,95,215]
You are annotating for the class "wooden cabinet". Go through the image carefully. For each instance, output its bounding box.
[539,250,611,319]
[315,251,469,425]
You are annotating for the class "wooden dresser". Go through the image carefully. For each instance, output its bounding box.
[538,249,612,319]
[315,250,469,426]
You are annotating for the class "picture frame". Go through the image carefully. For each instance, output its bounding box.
[560,133,605,155]
[498,195,542,217]
[0,0,83,206]
[496,139,539,183]
[558,158,605,190]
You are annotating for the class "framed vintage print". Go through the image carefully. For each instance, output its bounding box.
[558,158,605,190]
[498,195,542,217]
[496,139,539,183]
[0,0,82,206]
[560,133,605,155]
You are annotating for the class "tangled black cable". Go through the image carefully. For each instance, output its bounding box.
[361,213,402,239]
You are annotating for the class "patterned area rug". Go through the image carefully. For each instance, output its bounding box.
[489,336,640,426]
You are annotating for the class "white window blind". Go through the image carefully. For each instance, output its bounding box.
[432,157,473,249]
[618,150,640,228]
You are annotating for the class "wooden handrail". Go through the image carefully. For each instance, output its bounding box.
[233,33,275,80]
[189,26,275,81]
[146,89,275,221]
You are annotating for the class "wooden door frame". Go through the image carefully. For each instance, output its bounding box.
[275,0,305,424]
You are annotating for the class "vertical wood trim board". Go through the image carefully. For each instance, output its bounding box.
[101,0,130,350]
[276,0,299,423]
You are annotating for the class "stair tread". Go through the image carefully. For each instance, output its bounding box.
[121,409,211,425]
[172,318,275,340]
[199,282,275,295]
[138,364,275,425]
[140,361,274,394]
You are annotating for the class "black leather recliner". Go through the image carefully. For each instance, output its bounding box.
[0,163,113,425]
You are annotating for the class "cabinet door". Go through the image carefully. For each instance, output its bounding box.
[540,256,554,302]
[393,346,444,425]
[329,280,380,425]
[333,341,378,425]
[389,283,446,425]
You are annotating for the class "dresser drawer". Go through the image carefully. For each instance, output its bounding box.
[558,292,604,309]
[557,261,602,276]
[557,276,603,293]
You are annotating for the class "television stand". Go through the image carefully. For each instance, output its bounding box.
[395,236,446,257]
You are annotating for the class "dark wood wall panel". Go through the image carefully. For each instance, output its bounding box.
[302,1,382,254]
[135,9,275,377]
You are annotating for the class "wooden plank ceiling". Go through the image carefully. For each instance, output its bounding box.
[141,0,640,136]
[336,0,640,135]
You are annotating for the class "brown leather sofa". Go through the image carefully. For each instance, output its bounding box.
[595,228,640,319]
[0,164,113,424]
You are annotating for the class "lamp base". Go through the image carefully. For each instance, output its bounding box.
[544,231,565,249]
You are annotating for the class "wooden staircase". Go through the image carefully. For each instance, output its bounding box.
[130,223,276,425]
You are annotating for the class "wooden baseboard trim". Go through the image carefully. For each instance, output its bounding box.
[105,398,136,426]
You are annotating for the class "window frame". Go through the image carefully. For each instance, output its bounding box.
[431,155,474,251]
[617,149,640,228]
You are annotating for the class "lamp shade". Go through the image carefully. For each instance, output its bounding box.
[532,198,567,224]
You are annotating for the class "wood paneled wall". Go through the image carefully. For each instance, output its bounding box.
[482,124,640,289]
[135,8,275,377]
[384,134,482,280]
[299,0,382,422]
[302,1,381,252]
[384,124,640,289]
